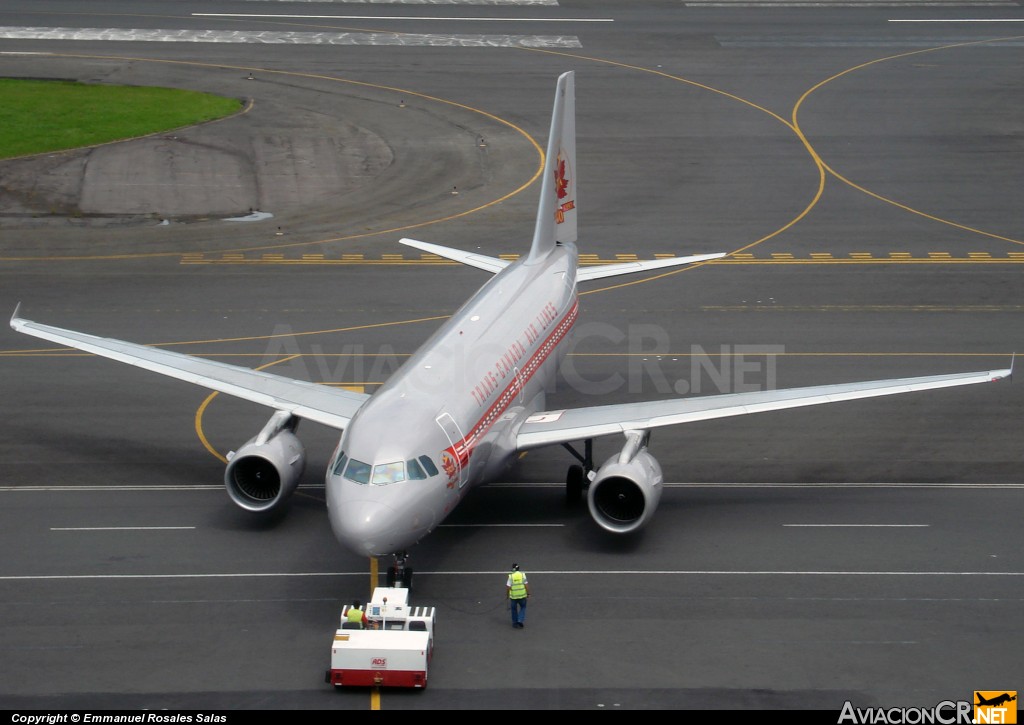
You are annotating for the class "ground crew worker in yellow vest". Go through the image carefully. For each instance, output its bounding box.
[506,563,530,628]
[346,599,368,629]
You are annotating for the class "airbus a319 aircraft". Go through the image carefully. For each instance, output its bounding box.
[12,72,1011,579]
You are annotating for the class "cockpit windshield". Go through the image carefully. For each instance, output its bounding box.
[334,452,441,485]
[371,461,405,484]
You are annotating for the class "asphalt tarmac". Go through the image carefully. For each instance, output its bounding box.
[1,0,1022,713]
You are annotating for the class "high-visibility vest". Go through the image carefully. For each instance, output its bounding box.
[346,607,364,627]
[509,571,527,600]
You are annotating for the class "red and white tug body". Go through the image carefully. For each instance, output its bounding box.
[326,587,436,689]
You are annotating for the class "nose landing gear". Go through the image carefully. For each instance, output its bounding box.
[386,552,414,590]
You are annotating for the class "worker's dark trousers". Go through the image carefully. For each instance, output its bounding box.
[510,597,527,627]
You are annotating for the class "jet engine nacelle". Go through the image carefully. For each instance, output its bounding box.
[587,430,663,534]
[224,411,306,513]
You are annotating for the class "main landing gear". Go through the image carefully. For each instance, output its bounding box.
[385,552,414,590]
[562,439,594,506]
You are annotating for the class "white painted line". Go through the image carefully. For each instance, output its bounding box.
[889,17,1024,21]
[784,524,929,527]
[244,0,560,4]
[439,523,564,527]
[0,485,223,491]
[50,526,197,531]
[489,482,1024,489]
[193,13,612,21]
[689,2,1017,5]
[5,482,1024,492]
[0,51,53,55]
[1,569,1022,581]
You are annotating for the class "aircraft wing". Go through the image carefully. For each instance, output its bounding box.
[515,366,1011,450]
[400,238,510,274]
[10,309,369,430]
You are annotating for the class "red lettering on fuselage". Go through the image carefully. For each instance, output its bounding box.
[469,301,558,408]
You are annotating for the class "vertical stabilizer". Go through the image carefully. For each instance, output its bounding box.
[526,71,577,264]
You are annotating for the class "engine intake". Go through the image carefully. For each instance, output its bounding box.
[225,411,306,513]
[587,431,662,534]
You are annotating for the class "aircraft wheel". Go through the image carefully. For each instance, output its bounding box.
[566,464,584,506]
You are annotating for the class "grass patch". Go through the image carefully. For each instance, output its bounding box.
[0,79,243,159]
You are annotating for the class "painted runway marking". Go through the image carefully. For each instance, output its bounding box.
[243,0,559,4]
[889,18,1024,21]
[1,569,1023,581]
[718,35,1024,46]
[4,483,1022,493]
[243,0,560,4]
[194,13,609,22]
[50,526,197,531]
[783,523,929,527]
[176,251,1024,266]
[0,27,582,48]
[439,523,564,527]
[688,1,1016,5]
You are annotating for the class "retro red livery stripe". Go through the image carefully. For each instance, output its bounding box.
[447,299,578,465]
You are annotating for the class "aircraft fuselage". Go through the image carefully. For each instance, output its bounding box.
[325,243,579,556]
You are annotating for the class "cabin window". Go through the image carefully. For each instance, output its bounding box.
[343,458,371,484]
[372,461,406,485]
[406,458,426,480]
[419,455,440,477]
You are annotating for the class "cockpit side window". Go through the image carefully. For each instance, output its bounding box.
[332,451,348,476]
[419,455,440,477]
[406,458,426,480]
[343,458,371,484]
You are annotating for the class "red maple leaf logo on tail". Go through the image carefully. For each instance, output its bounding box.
[555,156,569,200]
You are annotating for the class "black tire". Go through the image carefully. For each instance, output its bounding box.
[566,464,584,506]
[386,566,397,588]
[402,567,414,591]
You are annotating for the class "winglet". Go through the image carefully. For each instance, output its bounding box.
[10,302,22,329]
[526,71,576,264]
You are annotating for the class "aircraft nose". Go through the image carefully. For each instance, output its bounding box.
[330,498,401,558]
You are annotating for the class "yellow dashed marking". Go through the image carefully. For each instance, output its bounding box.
[178,252,1024,266]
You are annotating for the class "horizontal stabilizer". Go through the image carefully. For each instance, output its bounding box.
[399,238,509,274]
[576,252,726,282]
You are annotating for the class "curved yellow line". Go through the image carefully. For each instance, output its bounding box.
[0,52,545,262]
[158,315,451,348]
[194,354,301,462]
[791,35,1024,246]
[517,47,828,280]
[190,313,452,459]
